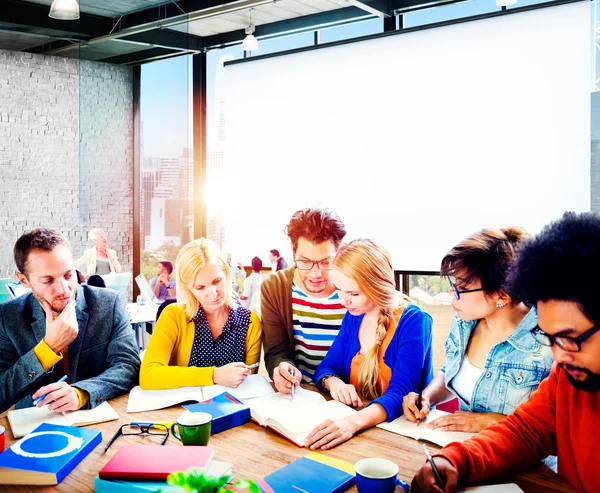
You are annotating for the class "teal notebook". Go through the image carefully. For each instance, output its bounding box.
[0,422,101,485]
[258,452,355,493]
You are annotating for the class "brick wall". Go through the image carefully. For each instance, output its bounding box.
[0,50,133,282]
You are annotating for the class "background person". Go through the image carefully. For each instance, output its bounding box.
[140,238,262,390]
[75,228,122,277]
[269,249,288,271]
[306,238,434,450]
[150,261,176,302]
[240,256,263,312]
[403,227,553,433]
[261,207,347,394]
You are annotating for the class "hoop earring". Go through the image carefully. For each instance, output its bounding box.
[496,301,505,309]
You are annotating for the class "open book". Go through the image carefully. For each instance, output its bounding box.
[376,409,475,447]
[7,401,119,438]
[126,374,275,413]
[244,387,357,447]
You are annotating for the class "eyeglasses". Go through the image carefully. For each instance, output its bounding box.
[294,258,334,271]
[104,422,169,452]
[531,324,600,353]
[446,276,485,300]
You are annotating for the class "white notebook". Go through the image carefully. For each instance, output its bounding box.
[376,409,475,447]
[7,401,119,438]
[460,485,523,492]
[244,386,357,447]
[126,374,276,413]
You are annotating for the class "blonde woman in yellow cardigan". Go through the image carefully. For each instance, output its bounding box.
[140,238,262,390]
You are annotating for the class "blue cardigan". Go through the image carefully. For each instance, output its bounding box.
[314,303,434,421]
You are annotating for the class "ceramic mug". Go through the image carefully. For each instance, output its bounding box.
[354,458,409,493]
[171,411,211,446]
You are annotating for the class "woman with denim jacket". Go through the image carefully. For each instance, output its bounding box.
[402,227,554,432]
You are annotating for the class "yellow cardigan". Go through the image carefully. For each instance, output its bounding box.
[140,303,262,390]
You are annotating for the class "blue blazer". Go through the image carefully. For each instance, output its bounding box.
[0,285,140,412]
[314,303,434,421]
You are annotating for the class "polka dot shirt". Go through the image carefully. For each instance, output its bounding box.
[188,303,251,368]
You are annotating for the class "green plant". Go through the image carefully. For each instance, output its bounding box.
[163,468,260,493]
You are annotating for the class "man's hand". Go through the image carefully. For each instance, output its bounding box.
[328,378,363,408]
[273,362,300,394]
[213,362,250,387]
[42,299,78,354]
[159,272,171,285]
[412,456,459,493]
[403,391,431,422]
[305,417,358,450]
[427,411,504,433]
[32,381,81,412]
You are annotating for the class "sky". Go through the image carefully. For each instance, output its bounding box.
[139,0,572,159]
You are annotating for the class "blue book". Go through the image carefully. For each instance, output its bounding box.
[183,392,250,434]
[258,452,355,493]
[0,422,101,485]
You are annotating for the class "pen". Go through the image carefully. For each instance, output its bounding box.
[246,362,260,369]
[416,373,425,426]
[32,374,68,406]
[422,444,445,489]
[289,363,296,401]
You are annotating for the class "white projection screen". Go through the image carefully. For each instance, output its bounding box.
[223,2,590,271]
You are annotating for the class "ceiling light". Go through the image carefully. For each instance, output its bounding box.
[49,0,80,20]
[496,0,517,6]
[243,25,259,52]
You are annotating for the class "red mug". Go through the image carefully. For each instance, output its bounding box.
[0,425,5,453]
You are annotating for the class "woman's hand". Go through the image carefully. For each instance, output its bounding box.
[213,362,250,387]
[427,411,505,433]
[403,392,431,422]
[328,378,363,408]
[304,417,358,450]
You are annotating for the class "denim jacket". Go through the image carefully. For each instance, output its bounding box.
[441,307,553,415]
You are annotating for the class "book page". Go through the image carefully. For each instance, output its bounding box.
[126,385,204,413]
[246,387,326,426]
[202,374,276,402]
[377,409,474,447]
[7,401,119,438]
[459,485,523,492]
[282,400,358,447]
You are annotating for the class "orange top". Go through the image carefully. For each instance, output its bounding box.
[349,307,404,397]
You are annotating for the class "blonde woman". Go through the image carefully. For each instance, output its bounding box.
[76,228,122,276]
[305,238,433,450]
[140,238,262,390]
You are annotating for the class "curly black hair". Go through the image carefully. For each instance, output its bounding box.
[506,211,600,325]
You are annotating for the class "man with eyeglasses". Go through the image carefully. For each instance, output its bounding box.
[261,208,347,394]
[412,212,600,493]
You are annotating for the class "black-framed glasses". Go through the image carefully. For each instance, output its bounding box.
[446,276,485,300]
[531,324,600,353]
[104,422,169,452]
[294,258,334,271]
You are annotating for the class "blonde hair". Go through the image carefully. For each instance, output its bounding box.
[175,238,234,320]
[334,238,405,401]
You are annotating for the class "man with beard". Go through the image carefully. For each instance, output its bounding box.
[412,212,600,493]
[0,229,140,413]
[262,207,347,393]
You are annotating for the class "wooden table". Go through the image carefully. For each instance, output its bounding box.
[0,394,575,493]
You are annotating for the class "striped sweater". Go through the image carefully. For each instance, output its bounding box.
[292,283,346,382]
